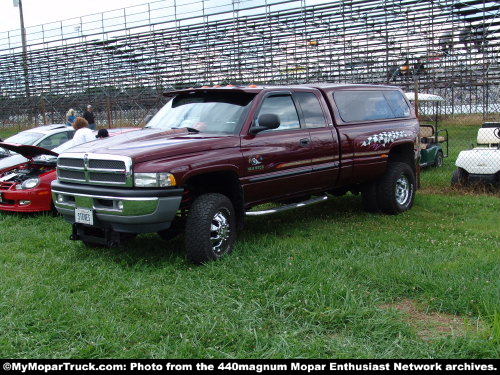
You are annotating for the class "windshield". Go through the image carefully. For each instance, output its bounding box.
[1,132,44,156]
[4,132,44,145]
[146,92,255,134]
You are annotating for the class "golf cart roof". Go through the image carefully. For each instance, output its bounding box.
[404,92,445,102]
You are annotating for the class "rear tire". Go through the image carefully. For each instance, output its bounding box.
[434,151,444,167]
[377,162,416,215]
[361,182,380,213]
[185,193,236,264]
[451,168,468,186]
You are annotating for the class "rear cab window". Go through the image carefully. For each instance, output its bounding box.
[333,90,411,123]
[294,92,328,128]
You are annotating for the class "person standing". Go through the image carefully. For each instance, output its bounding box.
[83,104,96,130]
[66,109,76,127]
[72,117,95,146]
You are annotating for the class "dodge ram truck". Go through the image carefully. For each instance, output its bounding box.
[52,84,420,263]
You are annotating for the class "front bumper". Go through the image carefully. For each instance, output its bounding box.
[51,180,183,233]
[467,173,498,185]
[0,187,53,212]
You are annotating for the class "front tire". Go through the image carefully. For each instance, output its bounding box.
[377,162,416,214]
[451,168,468,186]
[185,193,236,264]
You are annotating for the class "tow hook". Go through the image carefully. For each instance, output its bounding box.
[70,223,123,247]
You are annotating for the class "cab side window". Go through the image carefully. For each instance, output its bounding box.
[257,95,300,131]
[295,92,327,128]
[334,90,404,123]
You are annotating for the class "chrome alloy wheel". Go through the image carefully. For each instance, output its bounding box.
[210,209,231,254]
[395,175,411,206]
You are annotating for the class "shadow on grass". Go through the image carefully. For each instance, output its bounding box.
[240,194,366,239]
[67,194,368,268]
[72,234,189,268]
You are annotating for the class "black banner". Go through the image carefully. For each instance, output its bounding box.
[0,359,498,374]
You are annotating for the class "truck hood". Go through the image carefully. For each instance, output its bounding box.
[63,128,240,163]
[0,143,59,159]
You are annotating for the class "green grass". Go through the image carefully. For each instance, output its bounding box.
[0,128,18,140]
[0,194,499,358]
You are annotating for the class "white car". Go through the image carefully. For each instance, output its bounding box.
[452,123,500,186]
[0,124,74,171]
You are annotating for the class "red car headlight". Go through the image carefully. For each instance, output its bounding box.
[16,178,40,190]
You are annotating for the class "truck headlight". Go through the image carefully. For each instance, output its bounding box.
[16,178,40,190]
[134,172,176,187]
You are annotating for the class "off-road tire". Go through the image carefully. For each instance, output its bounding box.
[361,182,379,213]
[451,168,468,186]
[185,193,236,264]
[377,162,415,215]
[434,151,444,167]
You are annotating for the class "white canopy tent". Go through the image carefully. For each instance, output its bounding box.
[404,92,445,102]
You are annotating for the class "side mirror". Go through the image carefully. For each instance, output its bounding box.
[250,114,280,134]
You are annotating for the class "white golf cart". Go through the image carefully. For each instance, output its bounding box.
[452,122,500,187]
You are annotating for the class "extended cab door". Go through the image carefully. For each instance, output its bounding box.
[329,88,415,185]
[293,89,340,190]
[240,91,313,204]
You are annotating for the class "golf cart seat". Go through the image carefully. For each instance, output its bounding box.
[420,125,446,147]
[477,126,500,146]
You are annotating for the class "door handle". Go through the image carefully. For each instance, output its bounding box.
[299,138,310,146]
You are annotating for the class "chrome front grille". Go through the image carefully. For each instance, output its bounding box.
[88,159,125,170]
[58,158,84,168]
[88,172,127,184]
[58,169,86,181]
[57,153,133,187]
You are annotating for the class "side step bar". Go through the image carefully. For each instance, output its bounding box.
[246,195,329,216]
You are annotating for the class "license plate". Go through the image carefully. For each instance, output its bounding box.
[75,208,94,226]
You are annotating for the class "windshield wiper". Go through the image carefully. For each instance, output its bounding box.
[171,127,200,133]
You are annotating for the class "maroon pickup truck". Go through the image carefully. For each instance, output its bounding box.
[53,84,419,263]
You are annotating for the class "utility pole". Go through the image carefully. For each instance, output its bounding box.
[14,0,30,97]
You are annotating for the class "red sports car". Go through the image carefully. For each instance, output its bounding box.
[0,128,137,213]
[0,144,58,212]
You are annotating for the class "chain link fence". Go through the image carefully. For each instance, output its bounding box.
[0,0,499,192]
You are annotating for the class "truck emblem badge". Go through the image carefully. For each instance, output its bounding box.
[249,156,262,166]
[83,154,89,169]
[248,156,264,171]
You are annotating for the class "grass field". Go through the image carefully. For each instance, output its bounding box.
[0,125,499,358]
